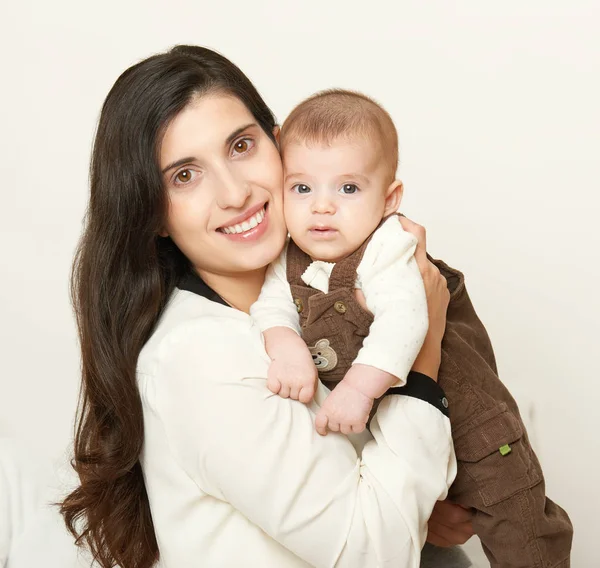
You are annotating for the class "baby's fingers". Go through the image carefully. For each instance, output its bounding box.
[340,424,354,435]
[298,383,315,404]
[340,419,367,435]
[315,413,329,436]
[267,376,281,395]
[279,383,291,399]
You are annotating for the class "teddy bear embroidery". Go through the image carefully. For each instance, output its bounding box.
[308,339,338,373]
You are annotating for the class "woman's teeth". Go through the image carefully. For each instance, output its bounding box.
[221,207,265,234]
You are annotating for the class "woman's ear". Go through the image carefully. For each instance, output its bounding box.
[158,228,169,238]
[383,180,404,216]
[272,125,281,145]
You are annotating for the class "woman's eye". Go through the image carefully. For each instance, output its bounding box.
[293,184,311,194]
[340,183,358,194]
[232,137,254,156]
[174,169,195,185]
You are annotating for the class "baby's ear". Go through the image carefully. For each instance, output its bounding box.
[272,125,281,145]
[383,180,404,216]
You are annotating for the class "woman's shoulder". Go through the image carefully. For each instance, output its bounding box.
[137,288,262,378]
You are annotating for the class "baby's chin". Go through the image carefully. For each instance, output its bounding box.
[292,237,355,263]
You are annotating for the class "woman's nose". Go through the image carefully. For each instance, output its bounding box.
[215,167,251,209]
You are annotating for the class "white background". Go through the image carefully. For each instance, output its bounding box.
[0,1,598,565]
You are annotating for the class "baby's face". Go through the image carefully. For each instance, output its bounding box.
[282,137,392,261]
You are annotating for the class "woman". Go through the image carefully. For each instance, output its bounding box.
[61,45,472,567]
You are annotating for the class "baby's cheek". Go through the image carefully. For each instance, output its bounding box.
[283,211,306,242]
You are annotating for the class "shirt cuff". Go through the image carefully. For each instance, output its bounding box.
[385,371,450,418]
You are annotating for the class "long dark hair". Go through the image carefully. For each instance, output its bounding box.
[60,45,277,568]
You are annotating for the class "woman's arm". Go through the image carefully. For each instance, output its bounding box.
[151,317,455,567]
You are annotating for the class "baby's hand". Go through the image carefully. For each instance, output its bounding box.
[315,381,374,436]
[263,327,317,403]
[268,356,317,403]
[315,364,399,436]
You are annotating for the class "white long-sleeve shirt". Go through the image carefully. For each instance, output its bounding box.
[250,216,429,384]
[137,284,456,567]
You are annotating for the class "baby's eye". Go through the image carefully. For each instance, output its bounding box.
[293,184,312,194]
[340,184,358,194]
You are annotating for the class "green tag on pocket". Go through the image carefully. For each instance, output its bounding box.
[499,444,512,456]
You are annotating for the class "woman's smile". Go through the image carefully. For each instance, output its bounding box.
[218,203,270,241]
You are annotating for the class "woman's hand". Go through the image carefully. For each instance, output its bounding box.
[399,216,450,380]
[427,500,475,547]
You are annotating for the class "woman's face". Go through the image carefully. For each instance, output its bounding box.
[159,94,287,278]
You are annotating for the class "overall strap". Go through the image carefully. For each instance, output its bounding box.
[286,239,314,286]
[328,214,396,291]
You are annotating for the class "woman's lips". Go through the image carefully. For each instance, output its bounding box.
[218,204,270,242]
[218,202,266,231]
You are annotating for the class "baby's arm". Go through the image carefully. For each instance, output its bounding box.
[316,217,429,434]
[353,215,429,383]
[250,246,317,403]
[262,327,316,403]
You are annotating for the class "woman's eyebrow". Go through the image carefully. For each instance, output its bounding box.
[225,122,258,146]
[161,123,259,175]
[162,156,195,174]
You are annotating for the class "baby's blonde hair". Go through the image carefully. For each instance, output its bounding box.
[280,89,399,183]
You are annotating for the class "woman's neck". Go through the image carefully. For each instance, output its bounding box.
[197,266,267,314]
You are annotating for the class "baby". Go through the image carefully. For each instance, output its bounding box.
[251,89,426,435]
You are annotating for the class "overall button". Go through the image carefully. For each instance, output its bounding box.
[294,298,304,313]
[334,301,347,314]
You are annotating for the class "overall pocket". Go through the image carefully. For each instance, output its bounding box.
[454,404,542,506]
